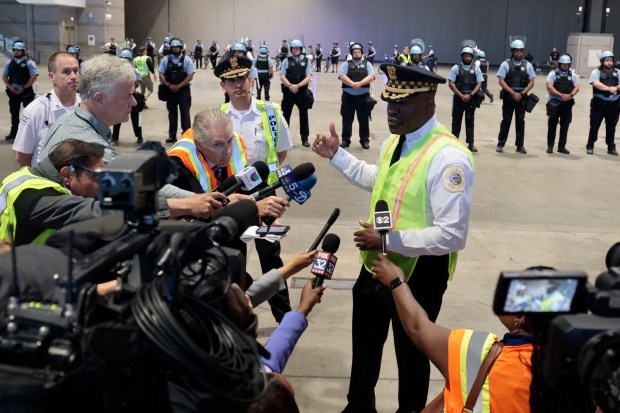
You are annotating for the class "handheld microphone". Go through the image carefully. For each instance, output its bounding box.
[373,200,393,256]
[307,208,341,252]
[219,161,270,196]
[261,174,317,226]
[311,233,340,288]
[251,162,315,201]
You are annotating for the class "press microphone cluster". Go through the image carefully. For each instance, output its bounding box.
[218,161,270,198]
[261,174,317,226]
[373,200,393,256]
[311,233,340,288]
[251,162,315,202]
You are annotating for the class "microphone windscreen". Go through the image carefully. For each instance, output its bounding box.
[299,174,317,191]
[218,175,239,193]
[291,162,315,181]
[321,233,340,254]
[252,161,270,182]
[375,199,389,213]
[211,199,258,235]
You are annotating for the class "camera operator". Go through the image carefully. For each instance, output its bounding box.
[371,254,593,413]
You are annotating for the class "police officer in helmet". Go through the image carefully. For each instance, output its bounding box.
[254,45,274,101]
[587,51,620,156]
[338,42,375,150]
[2,41,38,140]
[496,39,536,154]
[280,39,312,147]
[545,54,579,154]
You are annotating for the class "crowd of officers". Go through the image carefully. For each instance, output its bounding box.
[4,36,620,159]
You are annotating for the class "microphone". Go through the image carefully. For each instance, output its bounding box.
[219,161,270,196]
[209,199,259,244]
[251,162,315,201]
[373,200,393,256]
[311,233,340,288]
[307,208,341,252]
[261,174,317,226]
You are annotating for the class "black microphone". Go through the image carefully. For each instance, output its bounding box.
[251,162,315,200]
[373,200,393,256]
[262,174,317,226]
[311,233,340,288]
[308,208,341,252]
[219,161,270,196]
[209,199,259,244]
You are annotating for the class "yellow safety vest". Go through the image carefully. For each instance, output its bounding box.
[360,126,474,280]
[219,100,281,184]
[0,168,70,245]
[167,129,248,193]
[399,53,412,65]
[134,55,152,78]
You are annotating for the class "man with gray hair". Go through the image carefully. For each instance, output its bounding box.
[38,54,224,219]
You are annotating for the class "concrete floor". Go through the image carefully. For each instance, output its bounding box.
[1,58,619,412]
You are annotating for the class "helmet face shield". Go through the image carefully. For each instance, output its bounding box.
[12,41,26,51]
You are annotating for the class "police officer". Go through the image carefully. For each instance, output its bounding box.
[339,42,375,150]
[159,38,195,143]
[315,43,323,72]
[330,42,341,73]
[496,39,536,154]
[587,51,620,156]
[135,46,156,106]
[246,39,255,56]
[366,41,376,66]
[113,49,144,145]
[101,37,118,55]
[2,41,38,141]
[549,47,560,70]
[448,46,484,152]
[278,39,289,67]
[398,46,412,66]
[280,39,312,147]
[226,42,257,102]
[158,36,171,61]
[66,45,83,68]
[254,45,274,101]
[545,54,579,154]
[410,45,428,70]
[208,40,219,69]
[475,50,493,102]
[145,37,157,63]
[193,39,205,69]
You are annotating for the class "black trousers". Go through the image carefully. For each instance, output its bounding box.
[209,54,217,69]
[315,57,322,71]
[342,254,450,413]
[281,86,309,141]
[194,54,203,69]
[112,108,142,142]
[341,92,370,144]
[451,95,476,144]
[587,98,618,150]
[257,74,271,101]
[6,88,35,137]
[254,238,291,322]
[547,100,573,148]
[497,94,528,148]
[166,86,192,140]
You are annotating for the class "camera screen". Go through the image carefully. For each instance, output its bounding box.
[504,278,579,313]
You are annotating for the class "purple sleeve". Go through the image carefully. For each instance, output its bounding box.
[261,310,308,374]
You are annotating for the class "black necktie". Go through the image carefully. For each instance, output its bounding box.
[213,166,222,184]
[390,135,406,166]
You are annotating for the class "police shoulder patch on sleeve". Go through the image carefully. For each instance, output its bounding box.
[442,165,465,193]
[20,113,30,125]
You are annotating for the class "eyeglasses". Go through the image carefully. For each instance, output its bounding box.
[70,164,99,180]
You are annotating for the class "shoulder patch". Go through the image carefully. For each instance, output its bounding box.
[20,113,30,125]
[442,165,465,193]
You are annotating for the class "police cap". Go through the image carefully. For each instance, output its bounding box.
[214,56,252,79]
[379,63,446,102]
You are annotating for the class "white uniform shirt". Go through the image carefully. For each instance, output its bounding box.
[330,115,474,257]
[12,90,81,166]
[222,97,293,166]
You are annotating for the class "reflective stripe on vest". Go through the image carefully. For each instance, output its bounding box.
[0,169,69,244]
[219,101,281,184]
[167,130,247,192]
[134,56,151,77]
[360,126,474,280]
[445,329,497,413]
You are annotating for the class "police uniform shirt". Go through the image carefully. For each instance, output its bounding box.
[221,97,293,166]
[448,62,484,93]
[339,58,375,96]
[249,66,258,79]
[158,53,196,76]
[496,59,536,91]
[252,56,274,74]
[589,67,620,102]
[12,90,81,166]
[367,47,376,57]
[2,56,38,88]
[329,114,474,256]
[280,56,313,77]
[546,69,578,101]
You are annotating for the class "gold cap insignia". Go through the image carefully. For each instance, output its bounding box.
[387,66,397,80]
[230,57,238,69]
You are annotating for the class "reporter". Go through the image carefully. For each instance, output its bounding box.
[371,254,591,413]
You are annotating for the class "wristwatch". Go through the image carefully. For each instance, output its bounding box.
[389,277,405,290]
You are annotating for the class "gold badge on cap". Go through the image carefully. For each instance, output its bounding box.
[230,57,238,69]
[387,66,397,80]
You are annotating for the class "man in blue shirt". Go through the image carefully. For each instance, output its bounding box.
[338,42,375,150]
[496,39,536,154]
[586,51,619,156]
[2,41,38,141]
[448,47,484,152]
[159,38,195,143]
[280,39,313,147]
[545,54,579,154]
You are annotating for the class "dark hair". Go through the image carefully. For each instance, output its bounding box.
[247,373,299,413]
[48,139,105,175]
